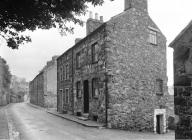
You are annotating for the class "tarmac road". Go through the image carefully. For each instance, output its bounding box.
[5,103,175,140]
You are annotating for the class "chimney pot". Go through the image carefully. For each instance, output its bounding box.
[100,16,103,22]
[89,11,93,19]
[95,13,98,20]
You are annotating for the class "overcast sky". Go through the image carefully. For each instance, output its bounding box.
[0,0,191,86]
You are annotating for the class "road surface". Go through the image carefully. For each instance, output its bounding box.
[5,103,174,140]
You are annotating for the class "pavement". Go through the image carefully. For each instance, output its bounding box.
[27,102,105,128]
[0,106,9,140]
[46,110,105,128]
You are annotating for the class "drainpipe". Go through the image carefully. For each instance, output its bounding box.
[72,48,74,114]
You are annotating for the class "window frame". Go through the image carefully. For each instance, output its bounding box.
[148,28,157,45]
[156,79,163,95]
[76,52,81,69]
[91,42,99,63]
[92,78,99,98]
[76,81,82,98]
[60,66,63,81]
[59,89,63,108]
[65,88,70,104]
[65,64,69,80]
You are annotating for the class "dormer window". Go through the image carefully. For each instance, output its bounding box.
[148,28,157,45]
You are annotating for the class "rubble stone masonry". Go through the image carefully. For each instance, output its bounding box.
[105,5,168,131]
[56,0,168,132]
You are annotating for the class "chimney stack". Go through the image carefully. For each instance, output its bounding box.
[75,38,82,44]
[95,13,98,20]
[124,0,148,12]
[89,11,93,19]
[100,16,103,22]
[86,12,104,35]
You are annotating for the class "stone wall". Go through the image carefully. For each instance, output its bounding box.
[57,49,73,113]
[29,72,44,107]
[105,7,168,131]
[73,25,107,122]
[44,56,57,108]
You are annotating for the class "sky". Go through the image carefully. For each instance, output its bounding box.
[0,0,192,86]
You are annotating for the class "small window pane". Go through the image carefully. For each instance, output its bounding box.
[156,79,163,95]
[76,81,81,98]
[92,78,99,98]
[76,52,81,68]
[92,43,99,63]
[148,29,157,45]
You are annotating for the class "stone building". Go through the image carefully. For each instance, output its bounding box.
[57,0,168,133]
[10,75,29,103]
[29,56,57,108]
[43,56,58,108]
[57,50,73,113]
[169,20,192,139]
[29,71,44,107]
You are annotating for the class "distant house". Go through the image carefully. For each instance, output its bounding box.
[10,75,29,103]
[57,0,168,133]
[43,56,58,108]
[29,56,57,108]
[169,20,192,139]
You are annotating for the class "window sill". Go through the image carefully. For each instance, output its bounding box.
[92,61,98,64]
[149,42,158,46]
[156,92,163,96]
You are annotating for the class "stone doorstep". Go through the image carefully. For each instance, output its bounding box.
[77,116,89,121]
[46,111,105,128]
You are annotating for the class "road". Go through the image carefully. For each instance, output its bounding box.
[5,103,174,140]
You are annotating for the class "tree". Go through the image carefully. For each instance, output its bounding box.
[0,0,113,49]
[1,58,12,90]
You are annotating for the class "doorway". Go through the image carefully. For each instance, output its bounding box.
[83,80,89,113]
[156,115,163,134]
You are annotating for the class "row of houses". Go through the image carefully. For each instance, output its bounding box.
[30,56,57,108]
[30,0,173,134]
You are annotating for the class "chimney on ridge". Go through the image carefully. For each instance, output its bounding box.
[86,11,104,35]
[124,0,148,12]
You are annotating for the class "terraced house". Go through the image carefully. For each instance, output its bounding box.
[57,0,169,133]
[30,56,58,108]
[169,20,192,139]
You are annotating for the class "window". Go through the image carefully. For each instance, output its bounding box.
[65,88,69,104]
[65,64,69,80]
[92,78,99,98]
[60,66,63,81]
[92,43,99,63]
[76,52,81,68]
[148,29,157,45]
[76,81,81,98]
[156,79,163,95]
[59,89,63,108]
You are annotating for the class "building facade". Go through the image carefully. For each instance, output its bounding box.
[43,56,58,108]
[169,20,192,139]
[29,72,44,107]
[10,75,29,103]
[29,56,57,108]
[57,0,168,133]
